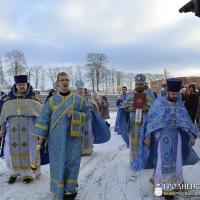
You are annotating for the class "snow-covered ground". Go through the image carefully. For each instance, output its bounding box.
[0,112,200,200]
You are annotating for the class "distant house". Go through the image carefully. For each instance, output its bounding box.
[177,76,200,88]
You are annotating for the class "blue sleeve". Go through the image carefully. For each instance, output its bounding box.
[116,99,123,106]
[32,99,52,139]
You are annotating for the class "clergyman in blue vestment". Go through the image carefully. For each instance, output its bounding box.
[33,72,87,200]
[137,78,200,198]
[119,74,155,170]
[114,86,128,135]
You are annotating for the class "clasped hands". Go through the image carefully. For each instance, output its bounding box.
[65,106,73,118]
[66,109,72,117]
[128,105,147,112]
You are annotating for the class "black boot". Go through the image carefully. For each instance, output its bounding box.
[63,192,77,200]
[8,176,17,184]
[164,195,175,200]
[23,178,33,184]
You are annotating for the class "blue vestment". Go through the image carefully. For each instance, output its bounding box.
[33,92,87,199]
[134,95,200,171]
[91,110,111,144]
[82,98,111,155]
[114,93,128,134]
[119,89,155,169]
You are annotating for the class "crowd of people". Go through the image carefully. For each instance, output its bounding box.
[0,72,200,200]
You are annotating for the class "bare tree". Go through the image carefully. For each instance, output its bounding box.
[46,66,75,90]
[66,66,74,90]
[87,53,108,92]
[47,67,61,88]
[101,66,109,92]
[145,73,164,83]
[75,66,83,81]
[145,73,153,83]
[164,68,170,79]
[126,72,135,91]
[146,73,166,90]
[40,68,46,91]
[106,69,112,93]
[0,57,7,88]
[60,66,69,73]
[110,68,116,93]
[27,69,32,83]
[116,70,124,93]
[153,74,165,81]
[30,65,42,89]
[5,49,27,76]
[85,63,95,92]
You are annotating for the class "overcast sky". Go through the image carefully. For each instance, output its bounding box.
[0,0,200,77]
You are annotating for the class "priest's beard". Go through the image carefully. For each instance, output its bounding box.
[167,97,177,102]
[17,91,27,95]
[135,88,144,93]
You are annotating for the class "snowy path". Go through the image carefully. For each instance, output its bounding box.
[0,112,200,200]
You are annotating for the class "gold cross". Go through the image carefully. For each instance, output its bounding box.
[16,105,22,115]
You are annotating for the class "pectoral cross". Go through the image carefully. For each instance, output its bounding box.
[16,105,22,115]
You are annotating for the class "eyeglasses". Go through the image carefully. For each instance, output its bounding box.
[58,79,70,82]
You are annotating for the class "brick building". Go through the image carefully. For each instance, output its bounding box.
[150,76,200,93]
[177,76,200,88]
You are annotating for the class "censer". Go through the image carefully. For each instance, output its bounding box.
[30,143,41,172]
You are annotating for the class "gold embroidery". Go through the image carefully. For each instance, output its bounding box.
[51,178,77,189]
[11,127,17,133]
[50,97,55,111]
[32,133,46,139]
[35,123,48,131]
[21,142,28,148]
[12,166,31,170]
[12,142,18,148]
[131,139,139,145]
[16,105,22,115]
[21,127,27,133]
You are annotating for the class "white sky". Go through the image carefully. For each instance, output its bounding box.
[0,0,199,77]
